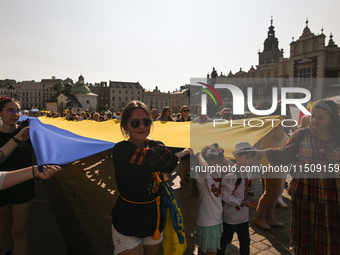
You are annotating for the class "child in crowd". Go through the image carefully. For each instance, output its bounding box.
[217,142,258,255]
[193,143,233,255]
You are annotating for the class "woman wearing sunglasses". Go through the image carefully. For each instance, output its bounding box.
[176,105,192,122]
[0,99,38,255]
[111,101,190,255]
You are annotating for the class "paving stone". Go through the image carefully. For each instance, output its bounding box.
[269,247,289,255]
[257,251,275,255]
[27,153,293,255]
[262,239,273,247]
[251,241,269,251]
[250,233,266,242]
[249,245,260,254]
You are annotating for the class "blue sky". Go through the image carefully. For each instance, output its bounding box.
[1,0,339,92]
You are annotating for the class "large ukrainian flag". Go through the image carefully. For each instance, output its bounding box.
[20,115,282,169]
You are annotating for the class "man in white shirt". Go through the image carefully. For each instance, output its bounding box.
[192,105,213,123]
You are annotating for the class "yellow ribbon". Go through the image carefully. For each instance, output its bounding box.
[120,195,161,240]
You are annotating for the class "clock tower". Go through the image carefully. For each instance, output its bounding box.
[258,17,283,65]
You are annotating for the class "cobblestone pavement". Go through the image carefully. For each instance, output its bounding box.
[47,152,292,255]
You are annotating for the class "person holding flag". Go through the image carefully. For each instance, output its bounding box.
[0,98,60,255]
[110,100,190,255]
[256,99,340,255]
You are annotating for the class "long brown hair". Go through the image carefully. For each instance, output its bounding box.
[0,98,20,111]
[159,106,174,121]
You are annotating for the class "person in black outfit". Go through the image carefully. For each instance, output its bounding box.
[111,100,190,255]
[0,99,36,255]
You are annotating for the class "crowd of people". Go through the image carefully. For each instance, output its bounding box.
[0,97,339,255]
[191,99,340,255]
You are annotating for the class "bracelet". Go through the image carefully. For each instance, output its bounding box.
[32,166,36,178]
[12,136,22,145]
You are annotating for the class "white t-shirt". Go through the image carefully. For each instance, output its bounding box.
[221,171,252,225]
[0,171,7,190]
[194,170,223,227]
[192,116,213,123]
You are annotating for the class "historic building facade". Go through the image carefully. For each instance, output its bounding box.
[209,19,340,112]
[143,86,170,112]
[57,75,98,113]
[41,77,63,109]
[98,82,109,108]
[20,80,43,110]
[170,85,190,113]
[0,79,17,99]
[108,81,143,110]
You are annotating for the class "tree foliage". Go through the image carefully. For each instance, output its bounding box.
[53,82,64,95]
[48,82,65,102]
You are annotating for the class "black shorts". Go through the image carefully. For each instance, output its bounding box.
[0,179,35,207]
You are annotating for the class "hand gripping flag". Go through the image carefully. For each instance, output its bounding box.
[19,116,115,170]
[18,115,281,169]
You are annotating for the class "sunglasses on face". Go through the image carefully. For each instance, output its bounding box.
[130,118,152,128]
[183,110,190,112]
[6,109,21,115]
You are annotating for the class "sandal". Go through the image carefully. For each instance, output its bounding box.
[180,181,187,186]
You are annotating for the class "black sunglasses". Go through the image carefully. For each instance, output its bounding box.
[183,110,190,112]
[130,118,152,128]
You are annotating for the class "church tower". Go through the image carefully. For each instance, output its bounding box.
[258,17,283,65]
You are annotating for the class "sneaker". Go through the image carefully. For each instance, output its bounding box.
[276,198,288,208]
[266,220,284,228]
[253,218,271,230]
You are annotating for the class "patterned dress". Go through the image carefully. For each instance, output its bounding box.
[266,128,340,255]
[111,140,179,238]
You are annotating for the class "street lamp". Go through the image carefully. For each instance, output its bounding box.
[8,85,15,98]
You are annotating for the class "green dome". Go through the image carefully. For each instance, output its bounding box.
[72,84,91,94]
